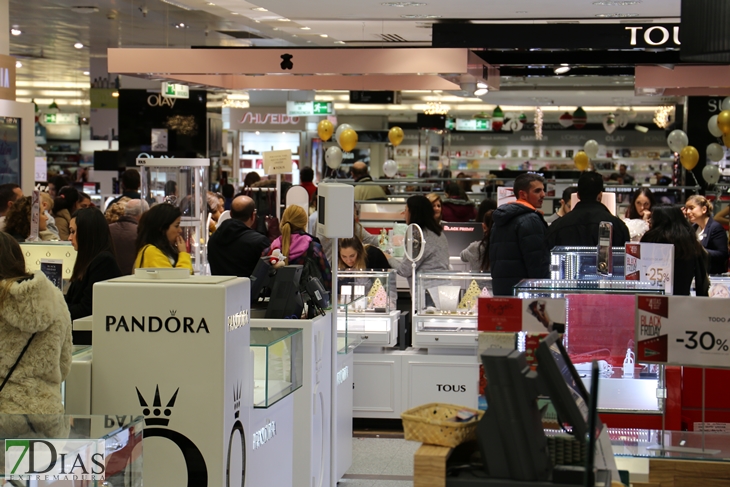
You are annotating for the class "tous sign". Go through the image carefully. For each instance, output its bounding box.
[626,26,680,47]
[238,112,301,125]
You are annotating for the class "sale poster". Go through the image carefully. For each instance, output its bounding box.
[478,297,566,333]
[636,295,730,368]
[625,242,674,294]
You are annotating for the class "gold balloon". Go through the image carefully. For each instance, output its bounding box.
[680,145,699,170]
[339,128,358,152]
[317,120,334,141]
[388,126,404,147]
[574,151,590,171]
[718,110,730,135]
[723,134,730,148]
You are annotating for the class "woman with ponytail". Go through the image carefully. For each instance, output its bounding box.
[266,205,331,290]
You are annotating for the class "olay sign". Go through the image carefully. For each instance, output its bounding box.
[224,107,306,131]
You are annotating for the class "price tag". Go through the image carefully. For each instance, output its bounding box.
[262,149,293,175]
[635,295,730,368]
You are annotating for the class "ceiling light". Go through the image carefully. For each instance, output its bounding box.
[15,61,21,68]
[206,1,215,4]
[400,14,441,18]
[82,71,90,76]
[595,12,639,17]
[111,91,119,98]
[474,88,488,96]
[278,18,291,21]
[593,0,641,5]
[554,66,571,74]
[10,28,21,36]
[381,2,427,6]
[335,41,346,44]
[251,7,268,11]
[255,131,260,135]
[74,42,84,49]
[161,0,192,10]
[320,34,328,37]
[301,27,311,30]
[231,12,240,15]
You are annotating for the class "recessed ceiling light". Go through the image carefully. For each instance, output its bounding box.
[320,34,328,37]
[301,27,311,30]
[278,18,291,21]
[74,42,84,49]
[206,1,215,5]
[15,61,22,68]
[231,12,240,15]
[400,14,441,18]
[554,66,571,74]
[593,0,641,5]
[595,12,639,17]
[251,7,268,11]
[477,82,487,89]
[112,91,120,98]
[474,88,488,96]
[273,27,279,31]
[381,2,427,6]
[10,28,21,36]
[335,41,346,44]
[83,71,90,76]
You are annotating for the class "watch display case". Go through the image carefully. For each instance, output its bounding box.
[413,272,492,349]
[138,158,210,274]
[337,270,399,350]
[251,327,303,408]
[514,281,665,417]
[550,246,626,280]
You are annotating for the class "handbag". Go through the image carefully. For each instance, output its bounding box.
[0,333,37,396]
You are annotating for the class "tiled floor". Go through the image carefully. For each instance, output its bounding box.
[340,437,420,487]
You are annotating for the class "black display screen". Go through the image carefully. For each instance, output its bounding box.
[0,116,21,185]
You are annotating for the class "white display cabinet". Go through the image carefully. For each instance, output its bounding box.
[137,158,210,274]
[337,270,400,349]
[412,271,492,350]
[92,271,251,487]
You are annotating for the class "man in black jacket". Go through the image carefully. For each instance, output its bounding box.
[490,173,550,296]
[546,172,630,249]
[208,195,270,277]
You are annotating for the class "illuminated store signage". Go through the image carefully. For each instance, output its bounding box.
[162,82,190,99]
[224,107,307,131]
[626,26,680,47]
[238,112,300,125]
[147,93,177,108]
[447,118,491,131]
[286,101,333,116]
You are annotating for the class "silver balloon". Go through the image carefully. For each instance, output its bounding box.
[707,143,725,162]
[584,139,600,159]
[702,164,721,185]
[709,115,724,138]
[325,146,343,169]
[335,123,352,149]
[382,159,398,178]
[666,129,689,153]
[722,97,730,112]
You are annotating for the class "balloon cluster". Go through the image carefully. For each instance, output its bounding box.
[703,97,730,185]
[319,120,359,169]
[573,139,599,171]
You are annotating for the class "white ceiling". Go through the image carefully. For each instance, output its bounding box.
[7,0,683,115]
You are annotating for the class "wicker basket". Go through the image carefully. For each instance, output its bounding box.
[401,403,484,448]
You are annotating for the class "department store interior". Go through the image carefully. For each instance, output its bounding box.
[2,1,730,486]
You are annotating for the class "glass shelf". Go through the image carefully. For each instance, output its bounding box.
[551,246,626,281]
[514,279,664,298]
[251,327,303,408]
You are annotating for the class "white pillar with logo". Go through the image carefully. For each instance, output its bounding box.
[91,270,252,487]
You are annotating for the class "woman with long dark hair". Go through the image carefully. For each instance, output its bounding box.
[641,205,709,296]
[623,187,655,241]
[53,186,82,240]
[0,232,72,414]
[134,203,193,272]
[684,195,729,275]
[460,210,494,272]
[65,208,121,319]
[389,195,449,285]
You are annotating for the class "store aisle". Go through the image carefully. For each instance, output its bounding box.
[340,437,419,486]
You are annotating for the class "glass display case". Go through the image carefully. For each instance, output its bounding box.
[337,270,399,350]
[0,414,143,486]
[551,246,626,280]
[138,158,210,274]
[515,280,665,416]
[251,327,303,408]
[413,272,492,349]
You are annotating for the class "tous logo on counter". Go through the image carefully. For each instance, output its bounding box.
[437,384,467,393]
[105,310,211,334]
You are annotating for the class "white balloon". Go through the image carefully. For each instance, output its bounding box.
[382,159,398,178]
[335,124,352,148]
[709,115,724,138]
[703,164,721,185]
[722,97,730,111]
[707,143,725,162]
[584,140,600,159]
[325,146,343,169]
[667,129,689,153]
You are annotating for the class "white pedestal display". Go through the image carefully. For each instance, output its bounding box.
[335,350,354,480]
[251,313,332,487]
[91,274,251,487]
[247,395,294,487]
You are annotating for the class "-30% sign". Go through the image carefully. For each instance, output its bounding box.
[677,331,730,352]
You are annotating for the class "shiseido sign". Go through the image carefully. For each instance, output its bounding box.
[224,107,307,131]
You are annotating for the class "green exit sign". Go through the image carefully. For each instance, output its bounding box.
[286,101,334,116]
[455,118,492,131]
[161,82,190,99]
[44,113,79,125]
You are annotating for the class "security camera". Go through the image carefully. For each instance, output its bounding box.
[139,6,148,17]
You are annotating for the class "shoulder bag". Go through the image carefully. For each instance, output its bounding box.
[0,334,37,396]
